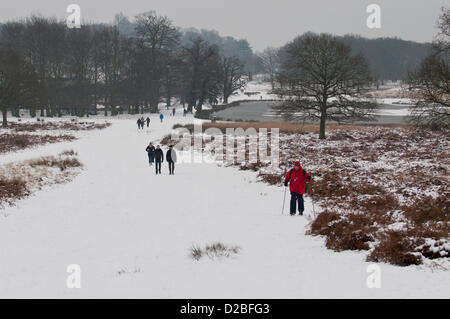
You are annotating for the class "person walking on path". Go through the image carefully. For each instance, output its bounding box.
[146,117,150,128]
[172,107,176,117]
[146,143,155,166]
[284,161,311,216]
[137,118,142,130]
[160,113,164,123]
[166,145,177,175]
[154,145,164,174]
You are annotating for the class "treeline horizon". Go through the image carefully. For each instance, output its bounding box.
[0,10,434,123]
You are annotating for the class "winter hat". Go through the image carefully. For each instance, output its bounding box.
[294,161,301,167]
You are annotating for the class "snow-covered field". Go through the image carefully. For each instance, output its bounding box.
[228,79,279,103]
[0,113,449,298]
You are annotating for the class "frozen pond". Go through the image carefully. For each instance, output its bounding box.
[212,101,411,124]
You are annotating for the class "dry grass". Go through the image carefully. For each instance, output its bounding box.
[367,231,423,266]
[0,150,83,208]
[9,121,111,132]
[176,121,449,267]
[160,134,179,146]
[59,149,78,156]
[190,242,241,261]
[0,177,29,206]
[116,267,142,276]
[0,133,76,154]
[0,120,111,154]
[174,122,408,135]
[28,154,82,171]
[310,211,376,251]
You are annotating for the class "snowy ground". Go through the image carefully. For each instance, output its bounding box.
[0,112,448,298]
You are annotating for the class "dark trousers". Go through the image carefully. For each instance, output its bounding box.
[168,161,175,174]
[290,192,304,215]
[148,154,154,164]
[155,161,161,174]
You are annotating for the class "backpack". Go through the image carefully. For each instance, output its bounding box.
[287,168,308,192]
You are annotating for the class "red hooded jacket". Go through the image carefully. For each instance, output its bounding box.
[285,162,311,195]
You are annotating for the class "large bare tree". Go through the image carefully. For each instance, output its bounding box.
[275,33,377,139]
[181,37,221,112]
[408,7,450,128]
[0,49,37,126]
[135,11,179,113]
[221,56,246,104]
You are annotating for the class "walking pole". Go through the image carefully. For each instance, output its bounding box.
[281,161,288,215]
[309,181,316,218]
[281,184,287,215]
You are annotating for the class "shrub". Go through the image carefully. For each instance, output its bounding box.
[59,149,78,156]
[402,195,450,224]
[0,177,29,204]
[311,212,374,251]
[28,156,82,171]
[367,231,422,266]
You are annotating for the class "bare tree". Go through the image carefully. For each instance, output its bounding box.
[275,33,377,139]
[181,37,221,112]
[435,7,450,53]
[66,26,94,117]
[257,47,280,90]
[135,11,179,113]
[408,7,450,128]
[221,56,247,104]
[0,49,37,126]
[94,25,127,116]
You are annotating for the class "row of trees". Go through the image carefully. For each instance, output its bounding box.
[256,34,431,88]
[0,12,250,126]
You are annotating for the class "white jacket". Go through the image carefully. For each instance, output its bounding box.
[169,149,177,163]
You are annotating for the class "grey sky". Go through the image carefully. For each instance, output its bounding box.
[0,0,447,51]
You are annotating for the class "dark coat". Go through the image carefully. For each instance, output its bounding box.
[146,146,155,161]
[154,148,164,162]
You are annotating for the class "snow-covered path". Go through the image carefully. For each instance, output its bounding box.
[0,114,448,298]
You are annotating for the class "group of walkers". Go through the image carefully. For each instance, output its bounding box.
[137,117,151,129]
[137,107,193,129]
[136,113,166,129]
[145,143,177,175]
[138,109,311,215]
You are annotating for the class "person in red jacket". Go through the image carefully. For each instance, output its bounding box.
[284,161,311,216]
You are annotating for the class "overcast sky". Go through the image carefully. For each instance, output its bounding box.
[0,0,447,51]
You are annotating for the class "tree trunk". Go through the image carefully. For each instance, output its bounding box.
[104,96,108,116]
[2,108,7,127]
[319,110,326,140]
[197,97,204,111]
